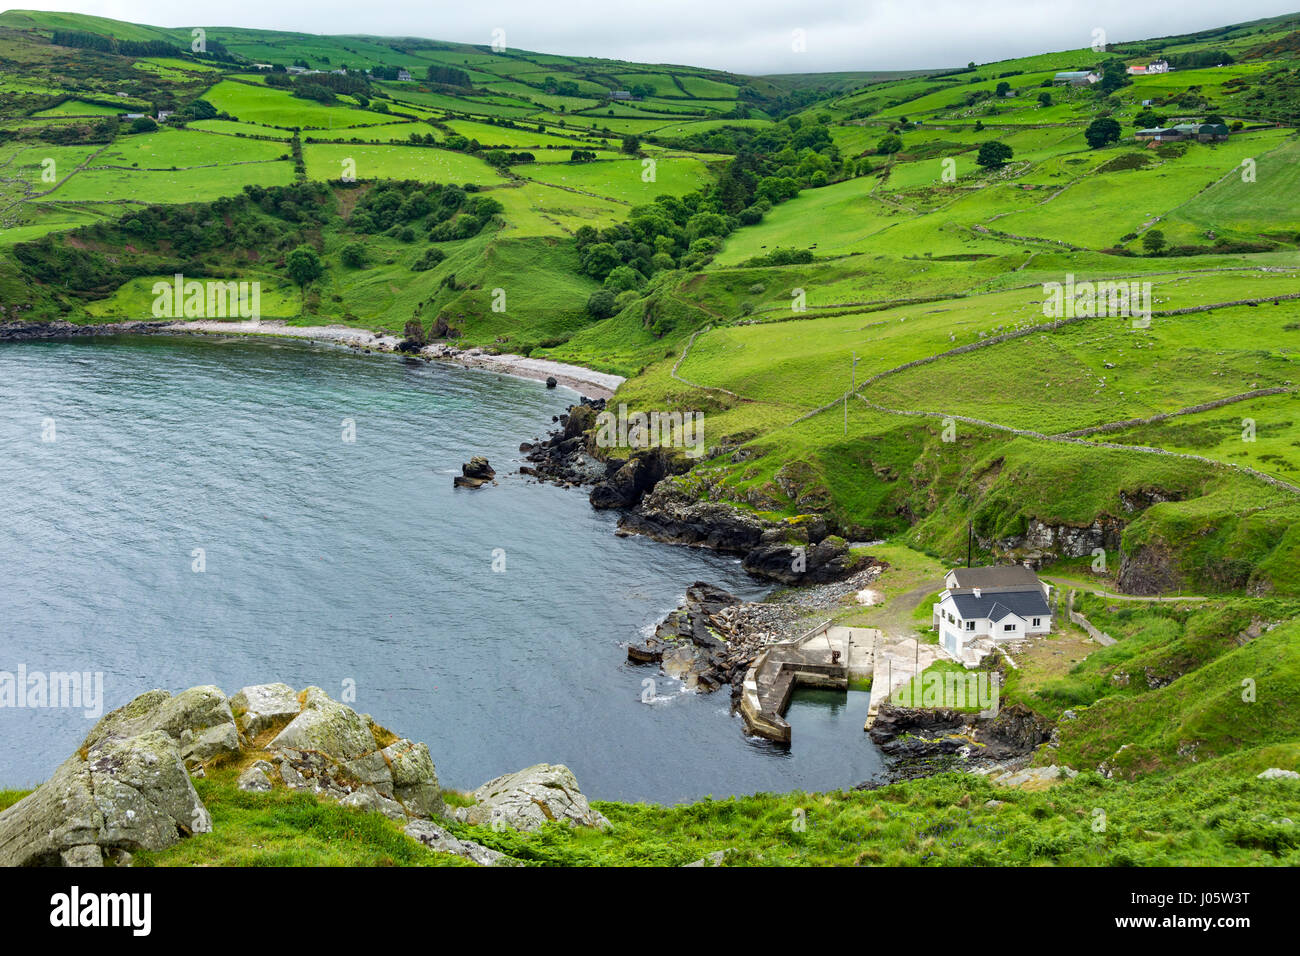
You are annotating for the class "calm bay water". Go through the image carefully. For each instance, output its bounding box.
[0,335,883,802]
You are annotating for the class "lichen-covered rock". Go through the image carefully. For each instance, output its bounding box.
[682,849,731,867]
[264,688,444,819]
[231,682,302,737]
[268,686,376,760]
[0,726,209,867]
[237,765,272,792]
[382,739,444,818]
[83,685,240,764]
[341,786,406,820]
[989,764,1078,791]
[466,763,609,832]
[404,820,516,867]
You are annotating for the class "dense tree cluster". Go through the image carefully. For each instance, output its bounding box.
[976,140,1013,168]
[572,115,850,302]
[345,179,502,243]
[424,65,473,88]
[51,30,181,58]
[1166,49,1235,69]
[51,29,232,61]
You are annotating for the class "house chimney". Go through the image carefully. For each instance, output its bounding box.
[973,587,981,598]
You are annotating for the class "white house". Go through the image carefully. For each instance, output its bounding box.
[932,565,1052,658]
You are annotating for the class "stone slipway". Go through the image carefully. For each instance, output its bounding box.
[740,622,877,744]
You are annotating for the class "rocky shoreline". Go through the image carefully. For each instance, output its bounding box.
[0,319,624,400]
[519,398,872,586]
[861,698,1056,786]
[628,563,886,698]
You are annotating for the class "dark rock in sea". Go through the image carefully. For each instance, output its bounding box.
[546,376,557,388]
[626,644,662,664]
[454,456,497,488]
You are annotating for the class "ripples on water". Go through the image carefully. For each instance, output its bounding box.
[0,335,883,801]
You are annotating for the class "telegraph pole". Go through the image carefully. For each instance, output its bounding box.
[844,351,858,436]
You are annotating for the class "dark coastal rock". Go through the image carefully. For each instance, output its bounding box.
[617,483,768,553]
[868,706,967,744]
[590,458,645,509]
[740,536,868,585]
[521,398,608,487]
[0,320,169,341]
[867,700,1054,782]
[454,456,497,488]
[628,582,746,690]
[546,376,557,388]
[404,319,427,346]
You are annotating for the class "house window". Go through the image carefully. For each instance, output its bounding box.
[1032,618,1041,627]
[965,621,975,631]
[1003,624,1015,632]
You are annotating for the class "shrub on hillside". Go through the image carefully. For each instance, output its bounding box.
[411,247,446,272]
[586,288,619,318]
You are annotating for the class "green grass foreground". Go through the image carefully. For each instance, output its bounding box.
[99,755,1298,866]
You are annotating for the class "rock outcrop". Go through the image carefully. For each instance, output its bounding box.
[261,685,445,820]
[0,690,222,867]
[628,582,752,692]
[617,481,769,553]
[454,456,497,489]
[741,535,867,584]
[866,701,1054,782]
[405,820,516,866]
[1258,768,1300,781]
[464,763,610,832]
[2,682,608,867]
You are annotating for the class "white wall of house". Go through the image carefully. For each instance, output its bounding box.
[932,594,1051,656]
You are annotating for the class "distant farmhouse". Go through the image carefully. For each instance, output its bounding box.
[609,89,634,100]
[1053,70,1099,86]
[1136,122,1230,143]
[933,565,1052,659]
[1127,60,1170,75]
[396,68,412,82]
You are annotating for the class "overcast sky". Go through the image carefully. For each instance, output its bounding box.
[14,0,1298,73]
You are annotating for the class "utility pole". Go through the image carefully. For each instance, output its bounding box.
[844,351,858,436]
[967,520,973,568]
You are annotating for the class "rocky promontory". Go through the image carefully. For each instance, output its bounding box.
[0,683,606,867]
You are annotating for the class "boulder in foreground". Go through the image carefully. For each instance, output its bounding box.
[0,683,606,867]
[465,763,611,831]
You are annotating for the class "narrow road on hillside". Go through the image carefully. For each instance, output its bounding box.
[1044,575,1207,602]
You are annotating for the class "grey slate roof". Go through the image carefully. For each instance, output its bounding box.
[948,565,1041,589]
[950,589,1050,621]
